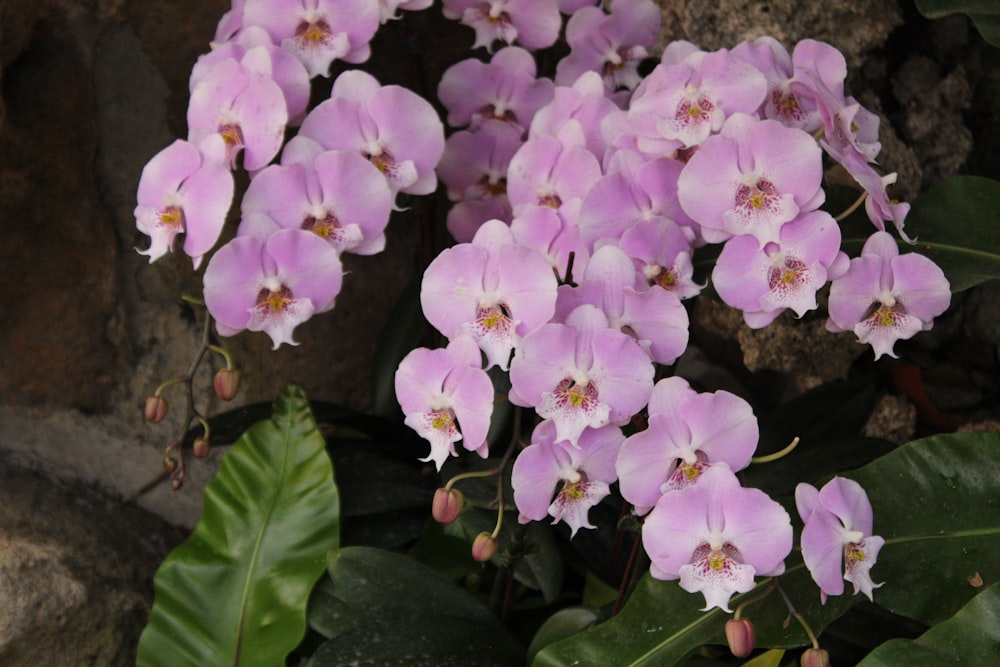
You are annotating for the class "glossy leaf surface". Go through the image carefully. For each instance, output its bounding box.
[137,386,340,667]
[897,176,1000,291]
[916,0,1000,45]
[307,546,523,666]
[533,432,1000,666]
[858,583,1000,665]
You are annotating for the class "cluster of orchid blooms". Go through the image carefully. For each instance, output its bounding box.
[135,0,952,624]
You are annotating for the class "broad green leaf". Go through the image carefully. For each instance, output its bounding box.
[137,386,340,667]
[819,601,928,659]
[846,431,1000,625]
[532,556,858,667]
[408,519,481,581]
[306,576,355,640]
[858,582,1000,665]
[526,607,603,665]
[307,546,523,666]
[582,570,620,608]
[331,445,434,549]
[899,176,1000,291]
[916,0,1000,46]
[534,432,1000,666]
[531,575,730,667]
[743,649,785,667]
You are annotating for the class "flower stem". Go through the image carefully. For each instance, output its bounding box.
[734,582,776,620]
[835,191,868,222]
[751,436,800,464]
[613,528,644,616]
[207,344,235,370]
[775,579,821,650]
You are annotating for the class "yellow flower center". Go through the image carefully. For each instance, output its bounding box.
[564,385,588,407]
[563,481,585,501]
[159,207,183,228]
[219,123,243,149]
[431,412,453,431]
[297,19,331,44]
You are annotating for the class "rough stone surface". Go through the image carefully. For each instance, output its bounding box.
[692,299,866,390]
[863,394,917,444]
[658,0,903,68]
[0,0,436,529]
[0,461,183,667]
[891,55,974,189]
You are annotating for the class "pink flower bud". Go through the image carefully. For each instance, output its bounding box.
[193,438,211,459]
[171,477,183,491]
[145,395,168,423]
[432,488,464,524]
[471,532,499,562]
[801,648,830,667]
[213,369,241,401]
[725,618,755,658]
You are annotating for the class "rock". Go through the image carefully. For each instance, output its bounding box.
[658,0,903,68]
[0,0,429,528]
[891,55,973,188]
[862,394,917,444]
[693,299,865,392]
[0,462,183,666]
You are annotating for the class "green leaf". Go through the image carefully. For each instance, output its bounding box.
[582,570,620,608]
[743,649,785,667]
[901,176,1000,291]
[307,546,523,666]
[408,519,481,581]
[858,582,1000,665]
[530,575,726,667]
[332,445,434,549]
[845,431,1000,625]
[915,0,1000,46]
[526,606,603,665]
[137,385,340,667]
[534,432,1000,665]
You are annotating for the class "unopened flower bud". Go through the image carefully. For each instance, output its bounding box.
[213,369,241,401]
[801,648,830,667]
[145,395,168,423]
[193,437,211,459]
[471,532,499,562]
[171,477,183,491]
[432,488,463,524]
[725,618,755,658]
[162,455,178,475]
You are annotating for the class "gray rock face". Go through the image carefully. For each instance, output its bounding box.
[0,0,425,527]
[657,0,903,67]
[0,462,183,666]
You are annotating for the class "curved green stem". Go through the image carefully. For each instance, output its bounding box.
[208,344,235,370]
[751,436,800,464]
[835,191,868,222]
